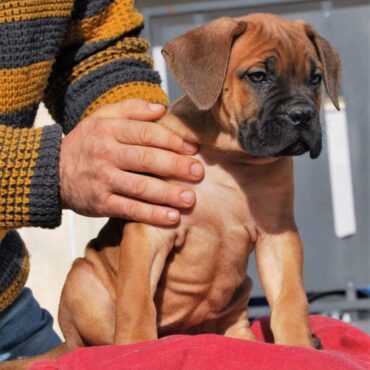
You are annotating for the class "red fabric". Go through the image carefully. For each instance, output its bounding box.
[31,316,370,370]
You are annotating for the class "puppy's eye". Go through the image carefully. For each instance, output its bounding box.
[311,73,322,86]
[247,71,267,84]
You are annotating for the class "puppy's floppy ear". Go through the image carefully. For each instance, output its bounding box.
[162,17,247,110]
[303,23,341,110]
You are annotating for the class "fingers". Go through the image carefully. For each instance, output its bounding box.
[109,170,195,209]
[92,99,166,121]
[60,100,203,225]
[111,118,198,155]
[105,194,180,226]
[113,144,204,181]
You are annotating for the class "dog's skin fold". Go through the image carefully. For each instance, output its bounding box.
[0,13,340,369]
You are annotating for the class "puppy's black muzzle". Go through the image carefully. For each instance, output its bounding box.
[287,106,315,127]
[238,101,322,159]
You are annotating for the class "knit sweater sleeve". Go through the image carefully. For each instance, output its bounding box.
[0,124,62,230]
[43,0,168,134]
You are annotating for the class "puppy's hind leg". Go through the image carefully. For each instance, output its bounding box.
[219,309,255,340]
[58,258,116,347]
[218,278,255,341]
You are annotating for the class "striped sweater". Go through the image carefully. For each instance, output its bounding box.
[0,0,167,311]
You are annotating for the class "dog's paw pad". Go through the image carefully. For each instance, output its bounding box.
[312,333,323,350]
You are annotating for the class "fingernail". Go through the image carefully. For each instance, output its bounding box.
[180,191,194,205]
[148,103,165,111]
[167,210,179,222]
[183,141,198,154]
[191,163,204,178]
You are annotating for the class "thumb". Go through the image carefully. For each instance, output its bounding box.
[92,99,167,121]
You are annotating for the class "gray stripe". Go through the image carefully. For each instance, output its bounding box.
[46,58,160,133]
[0,17,69,68]
[71,0,114,20]
[0,231,25,297]
[29,124,62,228]
[55,25,143,68]
[0,104,38,128]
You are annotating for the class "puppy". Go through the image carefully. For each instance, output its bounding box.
[0,15,340,370]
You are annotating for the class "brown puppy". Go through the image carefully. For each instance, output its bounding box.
[0,13,341,369]
[58,13,340,349]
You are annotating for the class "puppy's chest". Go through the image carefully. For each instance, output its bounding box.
[179,162,256,236]
[157,171,255,323]
[172,158,258,258]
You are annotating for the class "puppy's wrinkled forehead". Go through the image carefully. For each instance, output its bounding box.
[230,14,320,77]
[162,13,340,112]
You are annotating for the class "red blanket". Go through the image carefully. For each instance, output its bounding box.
[32,316,370,370]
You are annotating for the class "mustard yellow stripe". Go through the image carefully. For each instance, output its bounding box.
[117,37,150,53]
[0,61,53,113]
[0,126,42,228]
[68,37,152,83]
[0,1,73,23]
[64,0,144,45]
[72,52,153,84]
[83,82,168,119]
[0,230,6,240]
[0,249,29,311]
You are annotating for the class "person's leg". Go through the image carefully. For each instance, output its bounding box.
[0,287,61,361]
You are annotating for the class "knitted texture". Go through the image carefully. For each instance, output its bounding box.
[0,125,62,229]
[44,0,168,133]
[0,231,29,312]
[0,0,168,311]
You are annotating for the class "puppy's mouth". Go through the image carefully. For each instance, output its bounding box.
[238,118,322,159]
[279,140,309,156]
[278,138,321,159]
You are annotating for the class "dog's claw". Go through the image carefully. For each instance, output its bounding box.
[312,333,323,350]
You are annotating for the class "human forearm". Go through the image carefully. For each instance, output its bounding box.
[44,0,167,134]
[0,124,62,229]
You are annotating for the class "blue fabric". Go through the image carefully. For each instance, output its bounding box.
[0,288,61,361]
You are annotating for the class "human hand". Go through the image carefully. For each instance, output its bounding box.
[59,99,204,225]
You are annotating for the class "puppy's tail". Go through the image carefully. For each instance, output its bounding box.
[0,342,71,370]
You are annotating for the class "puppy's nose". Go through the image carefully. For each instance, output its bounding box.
[288,107,315,126]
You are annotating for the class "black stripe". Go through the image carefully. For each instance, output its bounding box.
[71,0,114,20]
[47,56,152,107]
[29,124,62,228]
[74,25,143,62]
[47,58,159,133]
[55,25,144,67]
[0,231,26,296]
[0,104,38,128]
[0,17,69,68]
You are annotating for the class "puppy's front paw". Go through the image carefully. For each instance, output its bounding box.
[312,333,323,350]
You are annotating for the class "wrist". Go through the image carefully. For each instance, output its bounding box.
[59,137,70,210]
